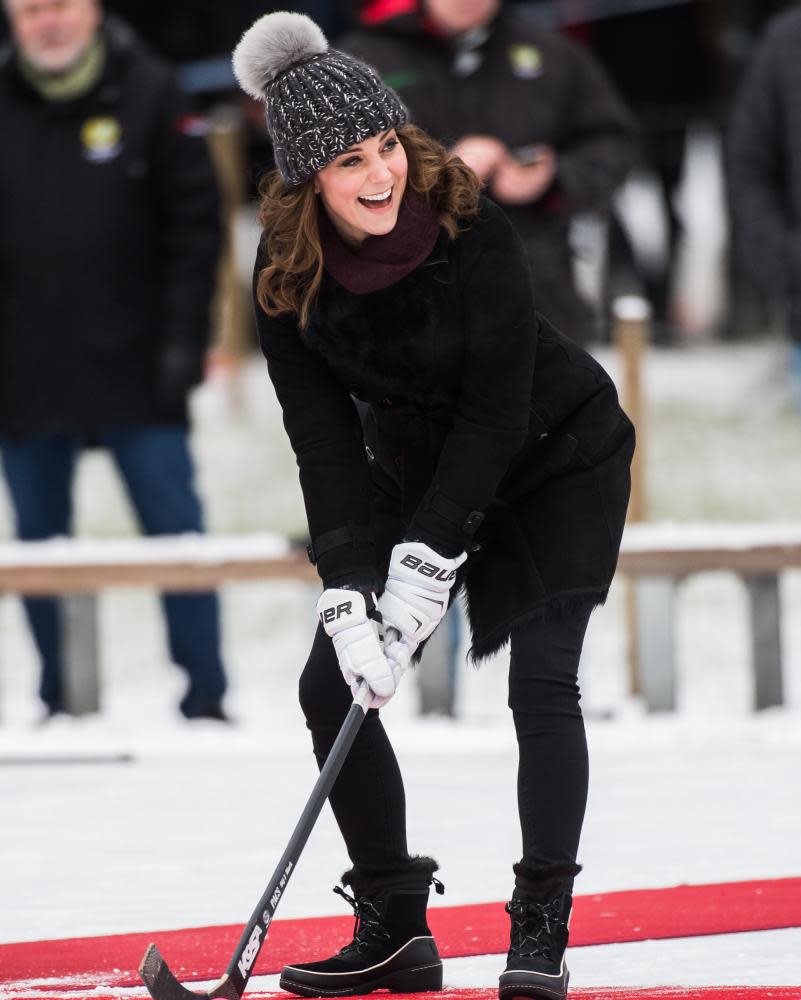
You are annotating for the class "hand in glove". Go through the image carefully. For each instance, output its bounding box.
[156,343,204,421]
[378,541,467,659]
[317,589,404,709]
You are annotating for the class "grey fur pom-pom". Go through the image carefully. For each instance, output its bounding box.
[232,11,328,99]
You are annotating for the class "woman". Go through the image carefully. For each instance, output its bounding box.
[233,13,634,1000]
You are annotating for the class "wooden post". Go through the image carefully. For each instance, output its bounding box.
[206,106,254,360]
[744,574,783,709]
[61,594,100,716]
[614,295,649,522]
[417,604,461,716]
[634,576,676,711]
[613,295,650,696]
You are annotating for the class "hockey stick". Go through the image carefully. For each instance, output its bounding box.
[139,681,374,1000]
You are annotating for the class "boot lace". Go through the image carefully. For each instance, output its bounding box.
[505,897,567,963]
[333,885,391,955]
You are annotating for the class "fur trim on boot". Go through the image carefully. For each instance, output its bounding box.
[512,861,582,901]
[341,855,441,894]
[498,863,580,1000]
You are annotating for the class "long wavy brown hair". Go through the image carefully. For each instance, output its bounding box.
[255,124,482,328]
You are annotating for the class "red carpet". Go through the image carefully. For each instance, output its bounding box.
[1,877,799,990]
[241,991,800,1000]
[7,989,801,1000]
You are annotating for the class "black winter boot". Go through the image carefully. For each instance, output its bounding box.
[280,857,444,997]
[498,863,581,1000]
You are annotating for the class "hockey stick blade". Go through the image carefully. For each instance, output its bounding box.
[140,944,240,999]
[139,683,373,1000]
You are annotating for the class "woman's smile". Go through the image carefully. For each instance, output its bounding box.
[358,187,394,209]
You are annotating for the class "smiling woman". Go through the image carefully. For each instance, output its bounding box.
[254,122,479,327]
[232,11,635,1000]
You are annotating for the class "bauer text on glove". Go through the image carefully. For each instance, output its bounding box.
[316,589,404,706]
[378,541,467,650]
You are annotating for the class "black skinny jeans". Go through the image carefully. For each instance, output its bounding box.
[298,602,593,880]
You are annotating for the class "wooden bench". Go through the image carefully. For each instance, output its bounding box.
[618,522,801,711]
[0,524,799,716]
[0,533,316,715]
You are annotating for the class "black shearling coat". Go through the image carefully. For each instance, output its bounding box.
[256,198,633,658]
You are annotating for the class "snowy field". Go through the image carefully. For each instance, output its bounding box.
[1,338,801,993]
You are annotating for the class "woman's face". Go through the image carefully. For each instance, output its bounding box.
[315,130,408,248]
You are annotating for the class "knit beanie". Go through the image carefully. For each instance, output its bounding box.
[232,11,408,187]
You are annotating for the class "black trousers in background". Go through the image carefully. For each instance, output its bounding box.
[298,602,593,883]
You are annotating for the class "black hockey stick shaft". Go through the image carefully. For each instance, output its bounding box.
[140,682,373,1000]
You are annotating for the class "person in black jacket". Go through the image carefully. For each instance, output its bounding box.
[727,6,801,411]
[0,0,228,720]
[338,0,638,345]
[233,13,633,1000]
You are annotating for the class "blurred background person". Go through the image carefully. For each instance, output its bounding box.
[579,0,714,342]
[0,0,229,720]
[727,4,801,413]
[340,0,638,346]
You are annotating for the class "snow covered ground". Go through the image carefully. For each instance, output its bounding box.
[2,706,800,990]
[1,339,801,992]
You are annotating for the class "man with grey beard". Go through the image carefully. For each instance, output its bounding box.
[0,0,229,721]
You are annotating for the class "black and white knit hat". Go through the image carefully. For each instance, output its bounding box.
[232,11,408,187]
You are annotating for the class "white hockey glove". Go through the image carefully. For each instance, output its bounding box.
[378,542,467,659]
[316,589,404,709]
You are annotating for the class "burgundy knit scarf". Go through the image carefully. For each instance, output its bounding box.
[318,190,441,294]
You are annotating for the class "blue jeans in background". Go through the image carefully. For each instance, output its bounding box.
[1,425,227,716]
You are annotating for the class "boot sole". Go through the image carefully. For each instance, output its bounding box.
[281,938,443,998]
[280,960,443,997]
[498,967,569,1000]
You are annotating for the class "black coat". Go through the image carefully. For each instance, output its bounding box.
[256,198,633,658]
[0,18,220,437]
[727,8,801,343]
[340,11,638,344]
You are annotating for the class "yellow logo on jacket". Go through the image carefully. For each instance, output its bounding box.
[80,116,122,162]
[508,44,543,79]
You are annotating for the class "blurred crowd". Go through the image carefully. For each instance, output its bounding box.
[1,0,797,343]
[6,0,794,339]
[2,0,801,721]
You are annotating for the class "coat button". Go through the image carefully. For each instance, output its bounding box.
[463,511,484,533]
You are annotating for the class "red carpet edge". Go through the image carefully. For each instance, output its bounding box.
[8,987,801,1000]
[1,877,800,989]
